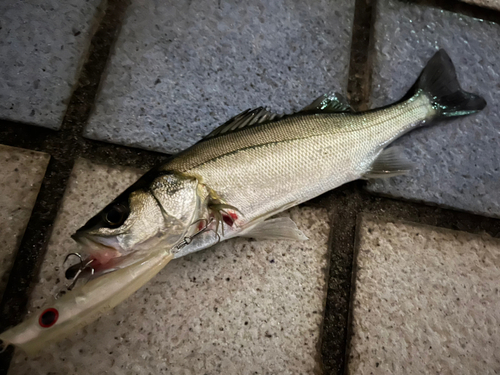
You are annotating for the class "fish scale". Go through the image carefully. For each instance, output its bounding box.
[165,92,433,223]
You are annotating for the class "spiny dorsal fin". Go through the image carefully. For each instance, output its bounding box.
[299,91,352,114]
[204,107,284,140]
[203,91,351,140]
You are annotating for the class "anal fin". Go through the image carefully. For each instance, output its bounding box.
[363,147,414,179]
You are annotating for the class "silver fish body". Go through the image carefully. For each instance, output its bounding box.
[166,92,434,257]
[179,95,428,216]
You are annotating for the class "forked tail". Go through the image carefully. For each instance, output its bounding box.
[366,50,486,179]
[405,49,486,118]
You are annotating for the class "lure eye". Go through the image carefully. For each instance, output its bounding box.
[105,204,128,227]
[39,308,59,328]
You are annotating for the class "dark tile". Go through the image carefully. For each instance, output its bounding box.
[366,0,500,218]
[0,0,104,129]
[85,0,355,153]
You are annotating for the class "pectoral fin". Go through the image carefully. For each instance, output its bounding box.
[363,147,414,179]
[239,217,308,241]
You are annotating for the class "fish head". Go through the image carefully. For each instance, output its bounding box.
[72,170,201,267]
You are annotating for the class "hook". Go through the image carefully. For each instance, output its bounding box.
[63,252,83,265]
[176,217,220,250]
[67,258,94,291]
[62,253,95,291]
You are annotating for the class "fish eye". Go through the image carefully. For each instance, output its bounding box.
[104,204,128,227]
[39,308,59,328]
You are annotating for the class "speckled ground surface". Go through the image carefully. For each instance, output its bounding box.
[366,0,500,218]
[348,215,500,374]
[84,0,355,153]
[8,159,330,375]
[0,0,104,129]
[0,145,49,298]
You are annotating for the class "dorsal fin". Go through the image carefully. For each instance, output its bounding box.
[203,107,284,140]
[202,91,351,140]
[299,91,352,114]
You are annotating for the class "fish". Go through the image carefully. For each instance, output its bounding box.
[0,49,486,355]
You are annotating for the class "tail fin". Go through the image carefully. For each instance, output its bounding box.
[405,49,486,118]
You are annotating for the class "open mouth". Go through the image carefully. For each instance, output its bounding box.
[66,233,154,286]
[63,234,126,287]
[71,234,123,265]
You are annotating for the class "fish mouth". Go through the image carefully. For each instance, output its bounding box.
[69,233,157,278]
[71,233,123,266]
[64,234,126,282]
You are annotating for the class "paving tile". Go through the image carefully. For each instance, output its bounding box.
[348,215,500,374]
[366,0,500,218]
[9,158,330,374]
[84,0,355,154]
[0,145,49,298]
[461,0,500,11]
[0,0,104,129]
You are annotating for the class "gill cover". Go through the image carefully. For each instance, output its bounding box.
[73,170,201,263]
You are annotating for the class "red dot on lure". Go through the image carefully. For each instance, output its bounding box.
[39,308,59,328]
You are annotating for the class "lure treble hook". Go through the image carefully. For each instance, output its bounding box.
[62,252,95,291]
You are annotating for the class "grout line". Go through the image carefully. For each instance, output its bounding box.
[319,184,366,375]
[56,0,129,139]
[346,0,377,111]
[343,213,367,375]
[80,139,171,170]
[320,0,377,372]
[0,120,53,153]
[358,189,500,237]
